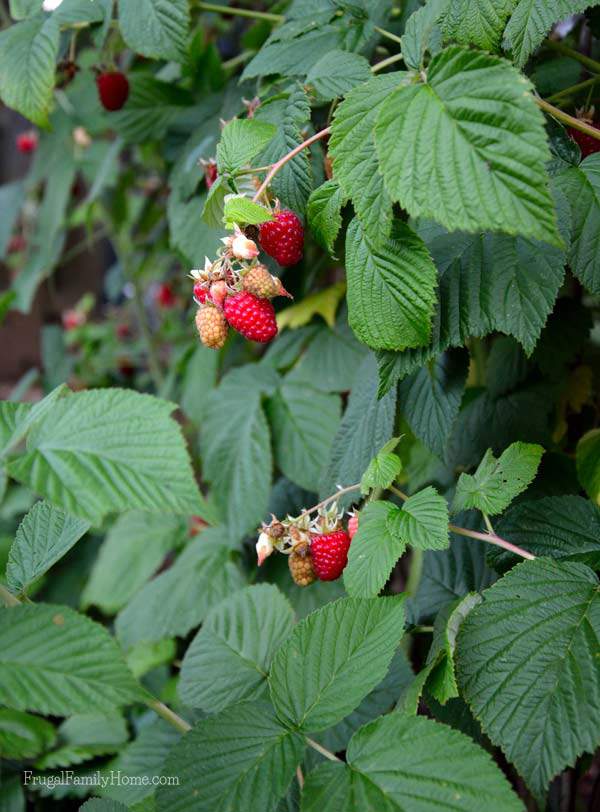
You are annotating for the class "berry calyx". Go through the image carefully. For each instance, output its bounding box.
[310,530,351,581]
[223,291,278,343]
[242,265,288,299]
[96,71,130,111]
[259,209,304,266]
[288,542,316,587]
[348,514,359,540]
[16,131,38,154]
[195,305,228,349]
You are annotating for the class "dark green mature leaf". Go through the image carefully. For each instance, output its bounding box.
[7,501,90,594]
[503,0,595,68]
[330,73,403,244]
[7,389,204,525]
[111,77,193,143]
[0,604,143,715]
[458,559,600,801]
[0,181,25,259]
[453,442,544,515]
[268,381,341,492]
[441,0,514,51]
[200,366,279,538]
[0,14,60,126]
[344,501,405,597]
[306,180,347,256]
[320,355,397,502]
[179,585,294,712]
[118,0,189,61]
[269,596,405,731]
[156,701,304,812]
[345,218,437,351]
[555,154,600,294]
[401,0,449,69]
[306,50,371,100]
[216,119,277,175]
[0,708,56,758]
[490,496,600,570]
[115,533,244,648]
[302,714,524,812]
[399,349,468,460]
[376,47,560,246]
[168,189,222,265]
[577,429,600,505]
[52,0,106,25]
[242,24,343,80]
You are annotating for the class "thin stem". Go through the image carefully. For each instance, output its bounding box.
[371,52,404,73]
[146,698,192,734]
[296,765,304,790]
[306,737,342,763]
[537,97,600,141]
[405,548,423,598]
[222,49,256,72]
[545,39,600,75]
[296,483,361,522]
[482,513,495,535]
[252,127,331,203]
[374,25,403,46]
[195,2,283,22]
[412,625,434,634]
[0,584,20,607]
[546,75,600,104]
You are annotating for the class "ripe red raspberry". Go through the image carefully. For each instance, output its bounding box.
[568,125,600,158]
[310,530,351,581]
[155,283,176,309]
[193,281,209,304]
[196,305,228,349]
[223,291,278,343]
[96,71,130,111]
[259,210,304,266]
[16,131,38,154]
[348,514,359,540]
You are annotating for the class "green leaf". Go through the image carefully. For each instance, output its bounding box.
[285,320,367,393]
[53,0,106,25]
[277,283,346,330]
[201,175,228,228]
[126,639,176,680]
[302,713,524,812]
[389,486,450,550]
[306,180,347,257]
[344,501,405,598]
[306,50,371,100]
[398,349,469,460]
[200,367,278,538]
[82,512,185,615]
[441,0,514,51]
[453,442,544,516]
[401,0,449,70]
[491,495,600,570]
[36,711,128,769]
[555,155,600,294]
[0,604,143,715]
[360,438,402,494]
[156,701,304,812]
[0,15,60,127]
[179,584,294,713]
[111,77,193,143]
[0,708,56,759]
[0,181,25,259]
[503,0,594,68]
[6,501,90,595]
[7,389,203,525]
[269,596,405,731]
[345,218,437,351]
[376,47,560,246]
[168,189,222,265]
[222,195,273,226]
[118,0,189,61]
[576,429,600,505]
[242,24,342,80]
[321,355,396,501]
[115,532,244,648]
[457,558,600,802]
[0,774,25,811]
[179,344,218,422]
[330,73,402,244]
[216,119,277,175]
[268,381,341,492]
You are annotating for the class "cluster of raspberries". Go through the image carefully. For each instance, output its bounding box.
[192,210,304,349]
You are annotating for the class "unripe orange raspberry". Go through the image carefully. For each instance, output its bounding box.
[195,305,228,349]
[288,542,316,587]
[242,265,287,299]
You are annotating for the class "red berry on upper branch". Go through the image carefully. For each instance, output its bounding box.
[310,530,351,581]
[155,283,176,309]
[223,291,278,343]
[97,71,130,111]
[259,209,304,266]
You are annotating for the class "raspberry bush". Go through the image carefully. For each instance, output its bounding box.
[0,1,600,811]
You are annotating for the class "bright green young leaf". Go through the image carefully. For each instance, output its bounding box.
[344,501,406,598]
[115,532,244,648]
[330,73,403,244]
[179,585,294,713]
[156,701,304,812]
[277,282,346,330]
[389,486,450,551]
[306,50,372,100]
[0,604,144,715]
[222,195,273,226]
[216,118,277,175]
[306,180,347,257]
[0,708,56,759]
[268,381,341,492]
[7,500,90,595]
[0,14,60,127]
[576,429,600,505]
[453,442,544,516]
[118,0,189,61]
[269,596,405,731]
[360,438,402,494]
[302,713,524,812]
[345,218,437,351]
[375,47,561,246]
[458,558,600,802]
[7,389,204,525]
